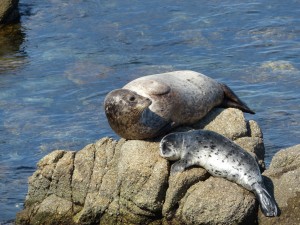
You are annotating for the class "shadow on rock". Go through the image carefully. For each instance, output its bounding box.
[258,144,300,225]
[262,175,281,216]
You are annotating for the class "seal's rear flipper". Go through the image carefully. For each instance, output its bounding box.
[220,83,255,114]
[253,183,279,217]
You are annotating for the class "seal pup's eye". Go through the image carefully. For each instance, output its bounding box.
[129,96,135,101]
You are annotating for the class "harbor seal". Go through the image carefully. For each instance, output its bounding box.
[159,130,278,217]
[104,70,255,140]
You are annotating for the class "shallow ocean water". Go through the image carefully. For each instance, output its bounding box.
[0,0,299,222]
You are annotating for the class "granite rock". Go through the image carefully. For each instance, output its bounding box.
[16,108,268,225]
[258,144,300,225]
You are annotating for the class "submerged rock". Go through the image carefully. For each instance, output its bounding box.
[0,0,20,26]
[0,2,25,74]
[16,108,280,225]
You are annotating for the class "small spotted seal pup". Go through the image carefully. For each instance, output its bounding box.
[159,130,278,217]
[104,70,254,140]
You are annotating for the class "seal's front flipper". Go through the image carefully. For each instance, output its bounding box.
[126,79,171,96]
[220,83,255,114]
[170,156,196,175]
[156,121,178,137]
[170,159,189,174]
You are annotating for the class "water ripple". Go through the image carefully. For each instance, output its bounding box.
[0,0,300,222]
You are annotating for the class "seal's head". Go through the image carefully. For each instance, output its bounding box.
[160,133,183,161]
[104,89,152,137]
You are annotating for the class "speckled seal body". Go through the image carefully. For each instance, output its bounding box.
[104,70,254,140]
[159,129,278,217]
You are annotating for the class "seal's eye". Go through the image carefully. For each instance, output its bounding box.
[129,96,135,101]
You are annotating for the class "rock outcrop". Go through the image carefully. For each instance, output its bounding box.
[258,144,300,225]
[0,0,20,26]
[17,108,295,225]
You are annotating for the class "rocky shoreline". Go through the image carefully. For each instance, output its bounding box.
[16,108,300,225]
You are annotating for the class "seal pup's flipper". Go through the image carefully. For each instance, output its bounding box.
[170,156,195,175]
[170,160,188,174]
[253,183,278,217]
[220,83,255,114]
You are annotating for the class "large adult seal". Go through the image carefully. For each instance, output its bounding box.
[159,129,278,217]
[104,70,254,140]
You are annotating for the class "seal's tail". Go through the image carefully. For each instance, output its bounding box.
[253,183,278,217]
[220,83,255,114]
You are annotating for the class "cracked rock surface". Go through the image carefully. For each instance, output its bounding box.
[16,108,299,225]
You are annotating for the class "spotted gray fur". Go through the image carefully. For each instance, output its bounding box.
[160,129,278,217]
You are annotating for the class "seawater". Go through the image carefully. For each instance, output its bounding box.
[0,0,299,222]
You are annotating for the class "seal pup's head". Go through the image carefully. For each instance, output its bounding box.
[104,89,152,134]
[160,132,183,161]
